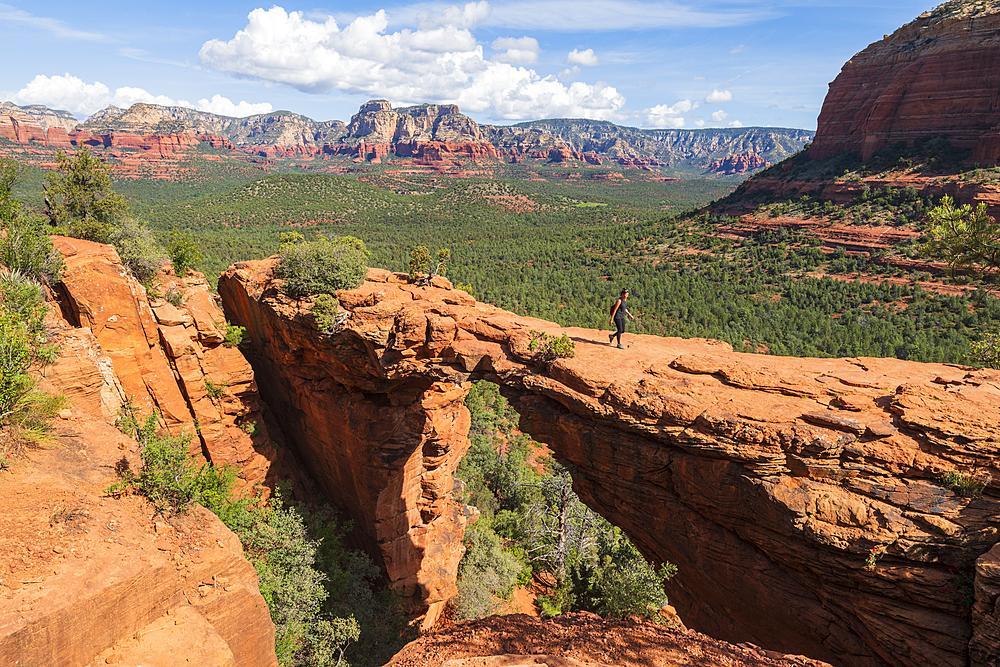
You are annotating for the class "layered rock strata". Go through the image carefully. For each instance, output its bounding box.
[0,387,277,667]
[220,260,1000,667]
[46,237,297,494]
[810,3,1000,162]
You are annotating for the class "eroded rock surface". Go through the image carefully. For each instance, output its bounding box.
[220,261,1000,667]
[810,3,1000,162]
[46,237,299,494]
[0,398,277,667]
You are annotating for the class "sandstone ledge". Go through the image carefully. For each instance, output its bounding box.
[220,261,1000,667]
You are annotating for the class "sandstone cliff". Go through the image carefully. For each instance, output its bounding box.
[220,259,1000,667]
[0,239,288,666]
[809,1,1000,162]
[45,237,302,495]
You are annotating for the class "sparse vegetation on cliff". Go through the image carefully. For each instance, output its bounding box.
[0,269,65,461]
[453,381,674,623]
[107,399,413,666]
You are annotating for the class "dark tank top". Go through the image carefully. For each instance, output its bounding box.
[614,296,627,320]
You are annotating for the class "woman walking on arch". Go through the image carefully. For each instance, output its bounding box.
[608,287,635,349]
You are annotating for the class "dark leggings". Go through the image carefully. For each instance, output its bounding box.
[612,316,626,344]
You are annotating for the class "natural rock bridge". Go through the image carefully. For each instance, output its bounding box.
[218,261,1000,667]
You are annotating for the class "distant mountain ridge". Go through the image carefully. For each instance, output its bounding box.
[0,99,813,176]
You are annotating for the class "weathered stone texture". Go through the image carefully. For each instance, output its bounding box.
[220,260,1000,667]
[810,8,1000,162]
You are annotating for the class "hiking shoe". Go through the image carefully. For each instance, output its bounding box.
[616,343,624,349]
[608,333,615,343]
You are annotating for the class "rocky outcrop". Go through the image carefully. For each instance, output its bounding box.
[345,100,484,145]
[386,612,832,667]
[0,102,78,132]
[220,260,1000,667]
[0,381,277,667]
[810,2,1000,162]
[47,237,298,495]
[707,152,769,175]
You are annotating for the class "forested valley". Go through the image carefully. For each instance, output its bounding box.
[117,165,1000,365]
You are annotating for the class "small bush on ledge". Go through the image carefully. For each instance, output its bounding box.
[528,330,576,363]
[276,233,369,298]
[941,469,992,498]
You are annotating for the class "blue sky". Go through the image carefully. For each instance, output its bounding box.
[0,1,937,130]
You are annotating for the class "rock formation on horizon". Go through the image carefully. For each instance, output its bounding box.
[810,0,1000,162]
[0,99,810,175]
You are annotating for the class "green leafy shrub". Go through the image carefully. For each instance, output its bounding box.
[167,229,202,274]
[528,330,576,362]
[0,159,63,285]
[971,333,1000,368]
[941,469,992,497]
[277,234,369,297]
[311,293,348,333]
[108,216,165,285]
[0,270,64,456]
[204,378,227,400]
[107,400,233,515]
[454,521,525,621]
[223,322,246,347]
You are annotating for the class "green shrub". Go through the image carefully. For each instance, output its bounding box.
[107,400,234,516]
[0,158,63,285]
[0,271,64,455]
[311,293,348,333]
[454,521,525,621]
[941,469,992,497]
[108,216,165,285]
[204,378,227,400]
[167,229,202,274]
[528,330,576,362]
[971,333,1000,369]
[277,235,369,297]
[223,322,246,347]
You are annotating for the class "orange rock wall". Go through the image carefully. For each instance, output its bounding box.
[810,11,1000,162]
[47,237,297,494]
[219,261,1000,667]
[218,266,473,628]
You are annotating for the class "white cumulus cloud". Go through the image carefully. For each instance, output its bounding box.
[564,48,599,67]
[491,36,540,64]
[196,94,274,117]
[558,66,580,81]
[198,5,625,121]
[705,89,733,103]
[417,0,491,29]
[5,73,272,119]
[643,99,697,128]
[729,120,744,127]
[710,109,731,122]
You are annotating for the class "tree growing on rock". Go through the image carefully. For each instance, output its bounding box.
[43,147,163,283]
[408,245,450,286]
[922,195,1000,368]
[44,146,130,235]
